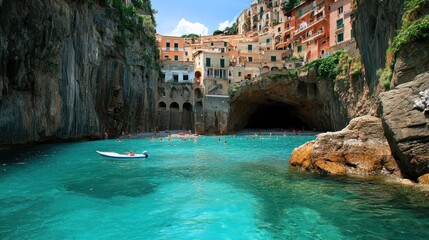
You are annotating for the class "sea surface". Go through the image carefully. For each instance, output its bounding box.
[1,134,428,239]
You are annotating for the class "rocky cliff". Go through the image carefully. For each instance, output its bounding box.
[291,0,429,182]
[380,73,429,180]
[352,0,405,92]
[0,0,159,145]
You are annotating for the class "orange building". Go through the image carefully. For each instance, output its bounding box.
[156,34,186,61]
[327,0,354,50]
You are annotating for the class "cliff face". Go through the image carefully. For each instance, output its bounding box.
[0,0,159,145]
[352,0,405,92]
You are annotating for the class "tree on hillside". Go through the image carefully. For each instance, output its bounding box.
[181,33,200,38]
[213,30,223,35]
[282,0,300,12]
[224,22,238,35]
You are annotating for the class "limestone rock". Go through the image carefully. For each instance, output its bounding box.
[379,72,429,180]
[290,116,401,177]
[418,174,429,185]
[0,0,159,145]
[392,39,429,87]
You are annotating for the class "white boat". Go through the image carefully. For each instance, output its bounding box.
[96,150,148,159]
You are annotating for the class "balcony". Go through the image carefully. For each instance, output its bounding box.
[335,24,344,33]
[294,16,326,36]
[302,29,325,44]
[275,40,292,50]
[284,26,295,34]
[297,8,314,20]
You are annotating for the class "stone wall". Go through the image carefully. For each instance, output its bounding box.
[203,95,230,133]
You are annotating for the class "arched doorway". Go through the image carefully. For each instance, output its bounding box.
[170,102,180,111]
[183,102,193,112]
[194,88,203,99]
[158,102,166,110]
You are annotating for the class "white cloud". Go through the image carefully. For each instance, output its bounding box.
[170,18,209,36]
[218,20,232,31]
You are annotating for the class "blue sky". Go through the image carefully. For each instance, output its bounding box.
[152,0,251,36]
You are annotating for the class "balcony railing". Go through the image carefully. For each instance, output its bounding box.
[294,16,326,36]
[335,24,344,33]
[302,29,325,43]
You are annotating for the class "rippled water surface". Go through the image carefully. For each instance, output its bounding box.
[1,135,429,239]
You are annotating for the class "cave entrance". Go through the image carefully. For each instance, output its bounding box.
[246,102,309,130]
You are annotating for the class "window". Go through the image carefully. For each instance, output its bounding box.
[164,54,169,59]
[174,42,179,50]
[205,57,211,67]
[183,74,189,81]
[238,72,242,77]
[211,42,214,46]
[351,29,355,38]
[338,6,343,14]
[166,42,170,50]
[266,38,271,44]
[337,33,344,42]
[278,27,281,32]
[297,45,302,52]
[220,59,225,68]
[248,57,253,62]
[336,18,344,29]
[174,55,178,61]
[185,51,188,56]
[224,42,227,47]
[173,74,179,83]
[248,44,253,52]
[271,56,276,62]
[298,10,303,16]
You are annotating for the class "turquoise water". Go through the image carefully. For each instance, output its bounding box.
[1,135,429,239]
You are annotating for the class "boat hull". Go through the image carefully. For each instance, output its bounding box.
[96,151,148,159]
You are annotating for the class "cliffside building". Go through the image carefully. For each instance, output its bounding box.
[156,0,356,133]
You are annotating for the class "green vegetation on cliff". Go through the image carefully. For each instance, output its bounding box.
[282,0,300,12]
[378,0,429,90]
[105,0,156,45]
[304,50,345,80]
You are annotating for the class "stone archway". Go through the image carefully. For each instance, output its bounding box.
[227,75,348,132]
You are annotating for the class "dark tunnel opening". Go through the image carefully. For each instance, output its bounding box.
[246,102,309,130]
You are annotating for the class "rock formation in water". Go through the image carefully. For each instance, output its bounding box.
[290,116,400,177]
[379,73,429,180]
[0,0,159,145]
